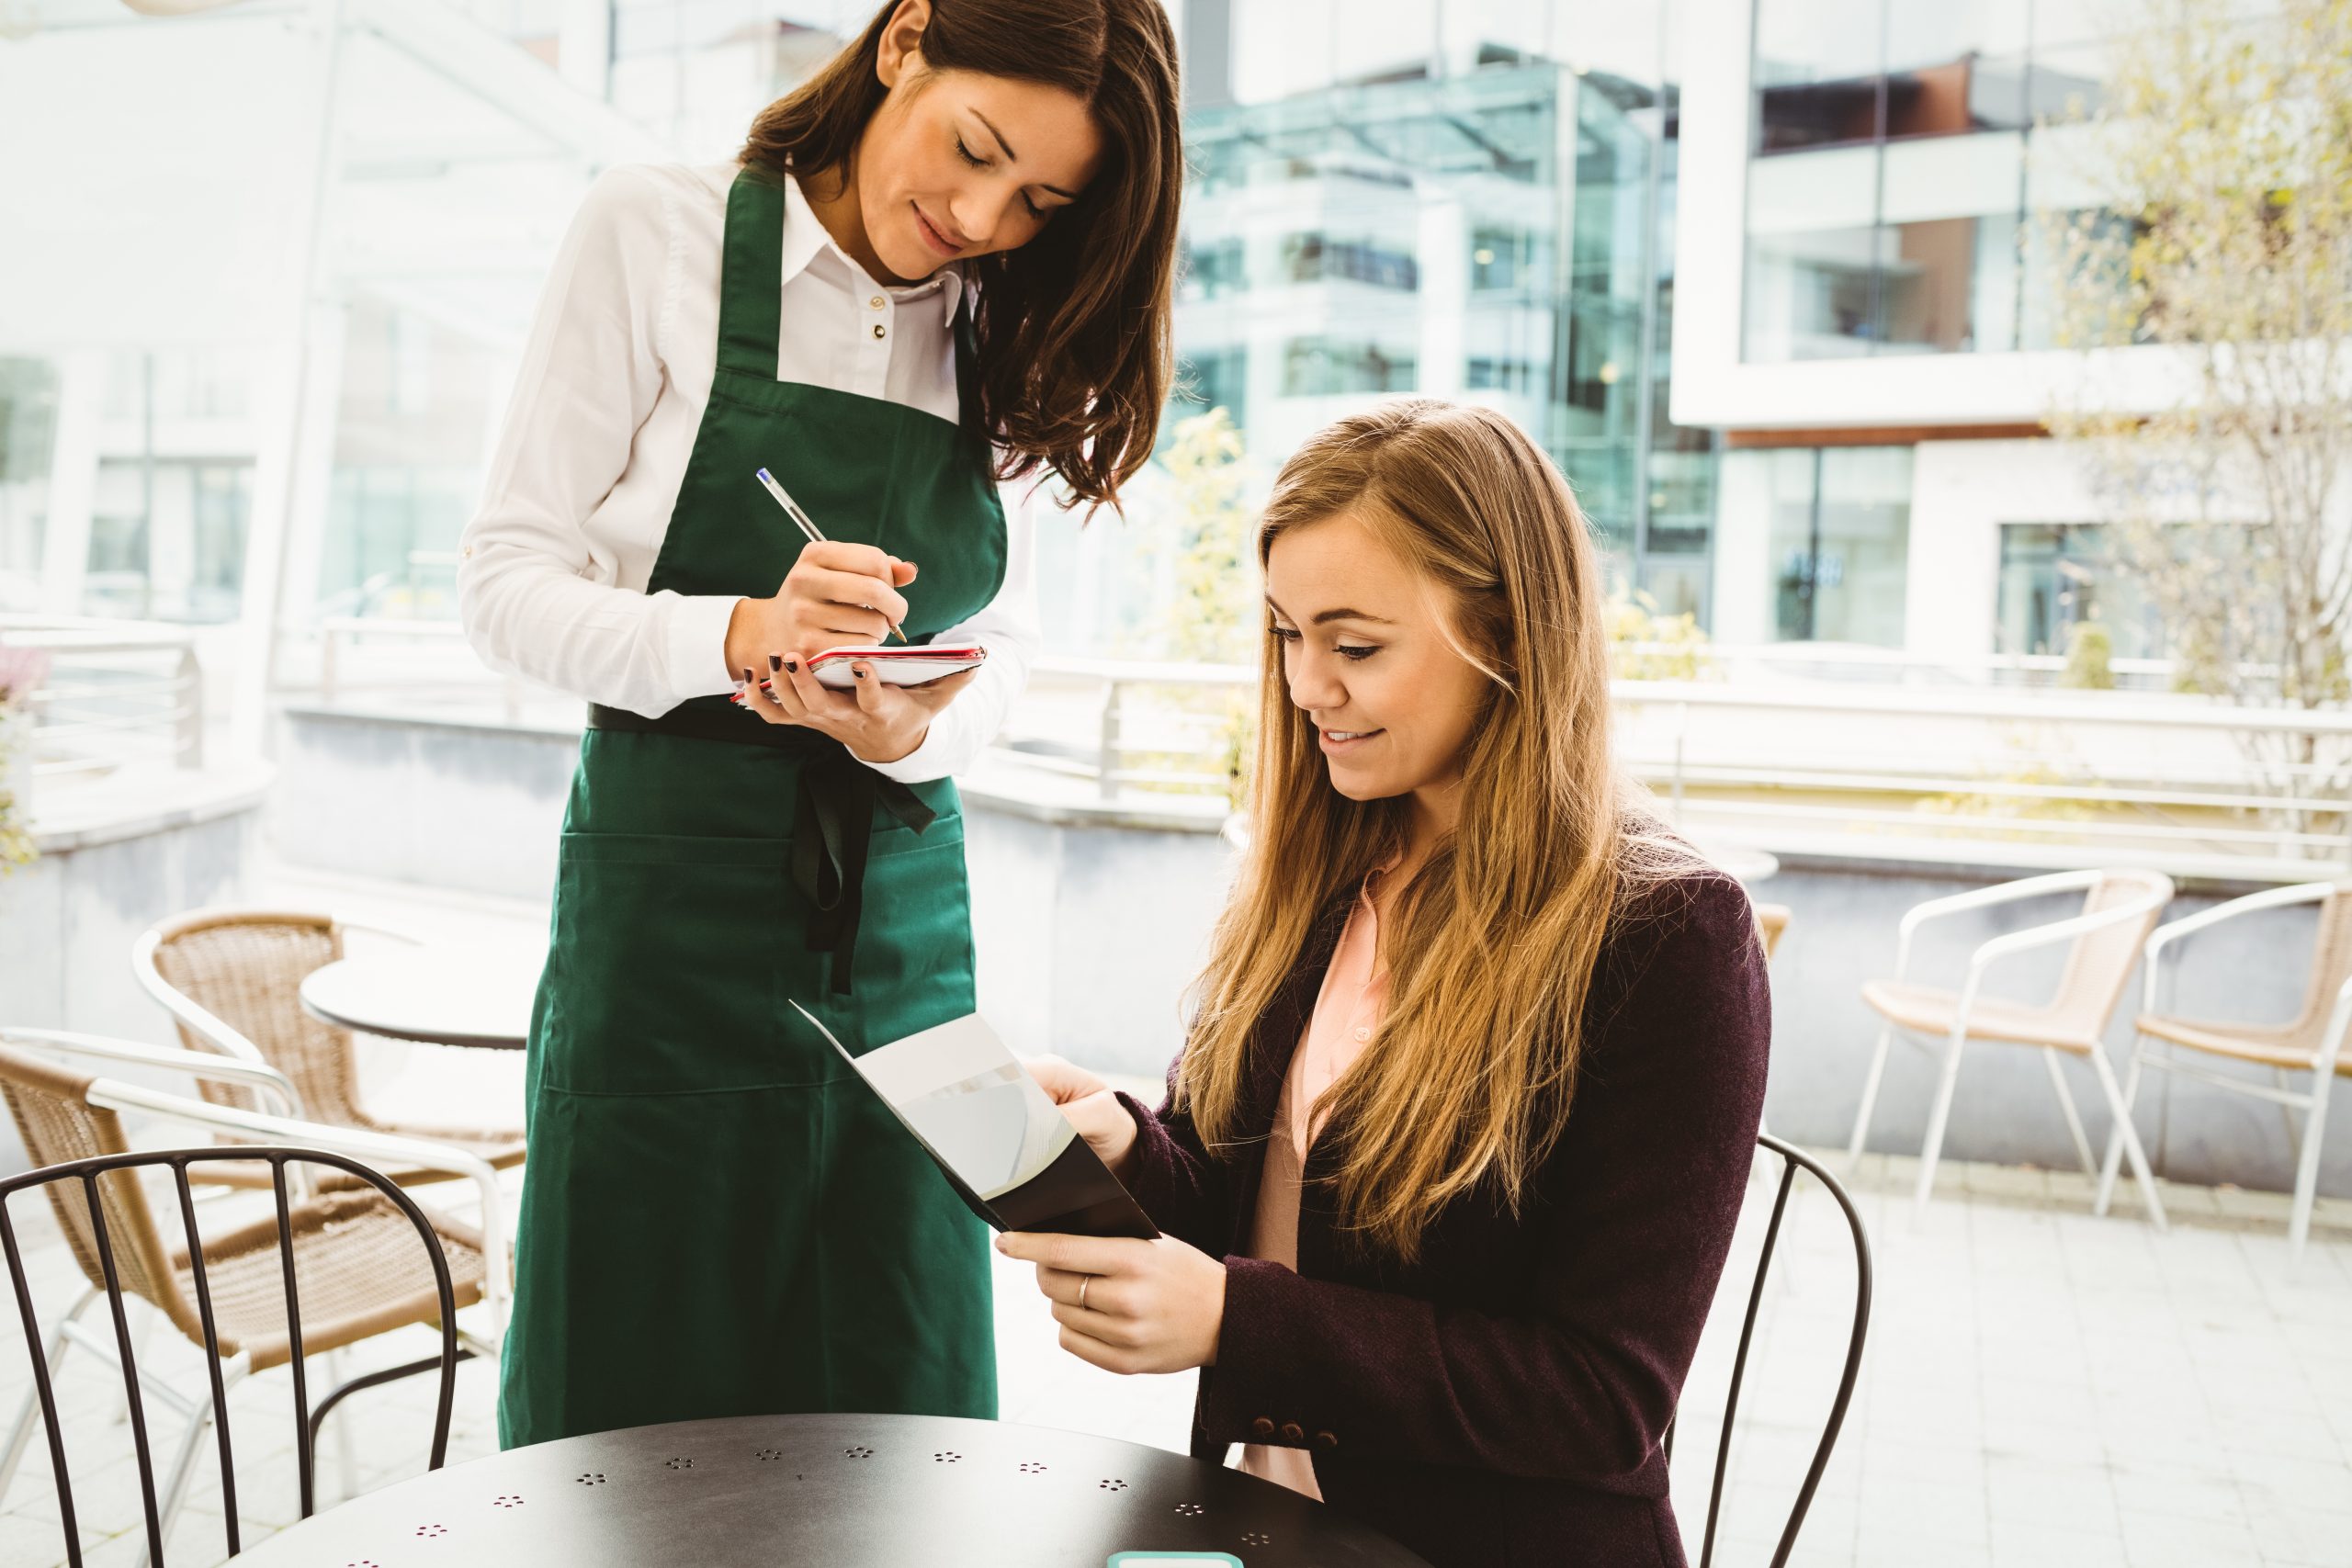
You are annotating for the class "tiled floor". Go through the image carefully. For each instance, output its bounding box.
[5,861,2349,1566]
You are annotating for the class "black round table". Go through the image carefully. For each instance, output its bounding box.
[235,1413,1432,1567]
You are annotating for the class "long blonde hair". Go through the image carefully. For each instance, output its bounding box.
[1179,400,1681,1261]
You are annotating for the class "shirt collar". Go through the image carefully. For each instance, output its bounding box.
[780,174,966,330]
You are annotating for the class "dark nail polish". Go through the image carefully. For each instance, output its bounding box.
[785,660,798,673]
[742,667,756,684]
[853,668,866,680]
[769,653,783,671]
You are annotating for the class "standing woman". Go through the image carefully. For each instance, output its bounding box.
[458,0,1182,1447]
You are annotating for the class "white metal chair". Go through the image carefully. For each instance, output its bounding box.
[2096,880,2352,1266]
[132,908,526,1189]
[0,1028,508,1562]
[1849,869,2175,1217]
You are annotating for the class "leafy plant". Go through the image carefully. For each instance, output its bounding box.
[0,642,51,874]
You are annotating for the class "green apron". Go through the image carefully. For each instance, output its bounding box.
[496,167,1006,1448]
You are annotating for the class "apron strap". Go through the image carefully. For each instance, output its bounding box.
[718,167,789,378]
[789,748,938,996]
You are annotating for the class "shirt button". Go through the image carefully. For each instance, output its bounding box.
[1279,1423,1305,1444]
[1315,1430,1339,1450]
[869,295,885,309]
[1351,1025,1370,1043]
[1250,1417,1275,1438]
[872,322,886,340]
[460,545,473,558]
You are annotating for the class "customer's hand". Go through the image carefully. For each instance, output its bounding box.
[728,540,914,670]
[997,1230,1227,1375]
[736,653,979,765]
[1025,1055,1139,1177]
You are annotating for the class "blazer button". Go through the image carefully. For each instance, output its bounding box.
[1279,1423,1305,1444]
[1250,1417,1275,1438]
[1315,1429,1338,1450]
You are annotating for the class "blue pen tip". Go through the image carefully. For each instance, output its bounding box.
[755,468,772,481]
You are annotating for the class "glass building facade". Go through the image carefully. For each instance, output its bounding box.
[1175,6,1713,617]
[1742,0,2119,362]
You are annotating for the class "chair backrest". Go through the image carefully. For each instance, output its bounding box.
[0,1140,460,1567]
[145,909,368,1124]
[1754,904,1792,963]
[2284,881,2352,1053]
[2046,869,2174,1043]
[0,1048,191,1333]
[1675,1134,1872,1568]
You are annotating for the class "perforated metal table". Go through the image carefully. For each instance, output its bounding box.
[233,1412,1431,1567]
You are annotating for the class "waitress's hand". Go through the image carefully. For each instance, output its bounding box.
[996,1230,1227,1375]
[738,653,981,765]
[725,540,916,672]
[1024,1055,1140,1178]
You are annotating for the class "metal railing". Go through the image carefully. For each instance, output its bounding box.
[999,655,2352,880]
[0,615,204,778]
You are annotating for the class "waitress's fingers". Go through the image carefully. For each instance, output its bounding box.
[1031,1263,1092,1306]
[792,540,899,590]
[847,661,887,715]
[813,606,892,645]
[777,652,849,717]
[743,661,805,725]
[790,566,910,625]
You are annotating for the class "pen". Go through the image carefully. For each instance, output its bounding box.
[755,467,908,644]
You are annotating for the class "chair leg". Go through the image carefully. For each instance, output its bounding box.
[1848,1024,1894,1168]
[1915,1026,1970,1211]
[2086,1046,2168,1232]
[2287,1075,2333,1272]
[2274,1068,2303,1166]
[2095,1042,2147,1217]
[2042,1049,2098,1177]
[142,1380,226,1568]
[0,1287,97,1501]
[327,1348,361,1503]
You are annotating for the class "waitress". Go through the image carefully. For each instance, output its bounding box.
[457,0,1182,1446]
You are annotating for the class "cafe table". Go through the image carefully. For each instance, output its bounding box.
[299,938,543,1051]
[232,1411,1432,1567]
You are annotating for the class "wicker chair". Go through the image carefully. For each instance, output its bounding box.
[1849,868,2175,1217]
[0,1028,506,1561]
[133,908,526,1188]
[1755,904,1792,963]
[2095,880,2352,1266]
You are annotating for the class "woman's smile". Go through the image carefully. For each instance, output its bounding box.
[911,201,967,257]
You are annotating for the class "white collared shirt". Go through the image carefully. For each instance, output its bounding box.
[458,162,1040,784]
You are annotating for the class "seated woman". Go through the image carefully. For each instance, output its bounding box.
[1000,399,1771,1568]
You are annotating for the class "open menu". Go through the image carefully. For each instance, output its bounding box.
[792,1003,1159,1240]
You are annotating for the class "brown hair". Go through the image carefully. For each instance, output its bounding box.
[741,0,1182,510]
[1179,400,1691,1261]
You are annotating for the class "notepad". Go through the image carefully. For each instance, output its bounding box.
[793,1002,1159,1240]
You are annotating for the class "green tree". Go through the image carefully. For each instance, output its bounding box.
[2041,0,2352,821]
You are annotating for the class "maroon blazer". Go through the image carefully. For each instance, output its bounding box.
[1114,866,1770,1568]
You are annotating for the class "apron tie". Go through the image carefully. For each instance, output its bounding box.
[790,748,936,995]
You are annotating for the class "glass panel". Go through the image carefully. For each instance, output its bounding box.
[1884,0,2030,135]
[1752,0,1884,152]
[1878,133,2025,353]
[1995,523,2159,660]
[0,358,59,614]
[1279,338,1419,396]
[1745,144,1881,360]
[1811,446,1911,646]
[1751,448,1823,640]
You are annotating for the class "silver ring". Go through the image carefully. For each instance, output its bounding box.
[1078,1276,1091,1312]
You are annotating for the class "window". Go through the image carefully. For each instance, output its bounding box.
[1470,225,1543,292]
[1996,524,2159,660]
[1281,233,1420,290]
[1280,338,1417,398]
[1179,237,1248,301]
[1732,445,1911,646]
[1751,0,1885,152]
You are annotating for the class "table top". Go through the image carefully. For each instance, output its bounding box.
[235,1413,1431,1568]
[299,941,543,1050]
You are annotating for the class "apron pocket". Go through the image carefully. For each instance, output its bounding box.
[538,820,970,1096]
[539,831,812,1096]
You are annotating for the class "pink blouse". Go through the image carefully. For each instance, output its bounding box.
[1236,867,1392,1499]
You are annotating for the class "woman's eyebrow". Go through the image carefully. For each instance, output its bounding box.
[970,108,1080,199]
[1312,607,1396,626]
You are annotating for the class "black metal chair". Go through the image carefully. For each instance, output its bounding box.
[1668,1133,1873,1568]
[1,1143,469,1567]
